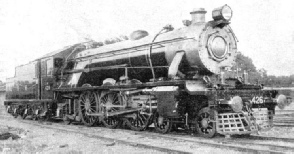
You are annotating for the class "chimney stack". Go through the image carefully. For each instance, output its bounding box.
[190,8,207,24]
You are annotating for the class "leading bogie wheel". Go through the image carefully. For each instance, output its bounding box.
[79,91,99,126]
[196,107,217,138]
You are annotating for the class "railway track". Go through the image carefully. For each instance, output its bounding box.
[1,109,294,153]
[5,115,294,154]
[274,110,294,127]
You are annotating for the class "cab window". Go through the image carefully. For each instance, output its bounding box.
[47,58,53,76]
[41,57,53,77]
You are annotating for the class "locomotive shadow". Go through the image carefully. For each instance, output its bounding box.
[231,134,294,142]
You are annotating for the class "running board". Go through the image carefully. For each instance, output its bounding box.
[86,108,141,117]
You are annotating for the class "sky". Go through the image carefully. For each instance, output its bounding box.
[0,0,293,81]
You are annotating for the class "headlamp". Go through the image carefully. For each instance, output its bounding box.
[276,94,287,109]
[229,96,243,112]
[212,5,233,21]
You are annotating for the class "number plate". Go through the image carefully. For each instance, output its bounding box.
[250,96,264,104]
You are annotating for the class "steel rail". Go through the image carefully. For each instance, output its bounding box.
[13,118,290,154]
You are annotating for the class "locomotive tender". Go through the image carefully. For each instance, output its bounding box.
[4,5,288,138]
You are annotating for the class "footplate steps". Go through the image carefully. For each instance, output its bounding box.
[216,108,273,135]
[216,112,258,135]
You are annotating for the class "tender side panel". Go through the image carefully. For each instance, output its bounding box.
[6,61,38,100]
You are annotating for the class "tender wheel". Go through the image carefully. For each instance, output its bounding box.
[21,108,27,119]
[12,107,18,118]
[22,114,27,119]
[13,114,18,118]
[79,91,98,126]
[125,111,152,131]
[43,111,51,121]
[32,114,38,121]
[153,112,172,134]
[196,107,217,138]
[100,92,122,129]
[63,115,72,125]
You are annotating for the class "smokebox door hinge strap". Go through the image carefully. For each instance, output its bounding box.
[168,51,185,78]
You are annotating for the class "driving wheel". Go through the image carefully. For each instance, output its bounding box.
[196,107,217,138]
[100,92,122,129]
[79,91,98,126]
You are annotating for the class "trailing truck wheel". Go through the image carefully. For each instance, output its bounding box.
[79,91,98,126]
[100,92,122,129]
[125,111,152,131]
[196,107,217,138]
[153,113,172,134]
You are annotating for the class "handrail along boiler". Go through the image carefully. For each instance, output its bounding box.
[4,5,288,137]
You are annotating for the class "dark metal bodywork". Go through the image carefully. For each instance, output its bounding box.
[4,43,88,106]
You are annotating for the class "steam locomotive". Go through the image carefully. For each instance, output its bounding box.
[4,5,288,138]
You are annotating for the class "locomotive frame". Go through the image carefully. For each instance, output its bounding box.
[4,5,288,138]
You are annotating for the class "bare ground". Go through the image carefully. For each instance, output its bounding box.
[0,116,245,154]
[0,117,166,154]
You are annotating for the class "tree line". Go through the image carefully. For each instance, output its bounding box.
[234,53,294,87]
